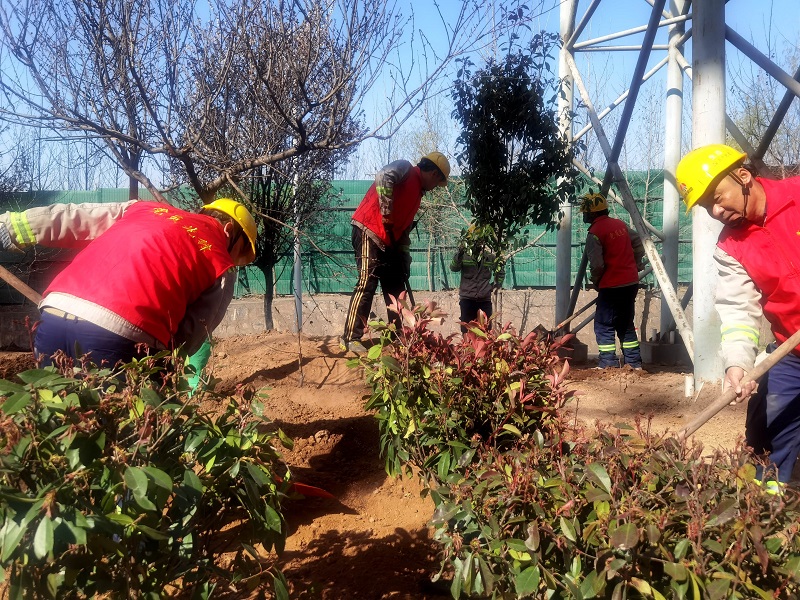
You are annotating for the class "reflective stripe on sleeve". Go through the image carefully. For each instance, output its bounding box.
[9,212,36,246]
[721,324,759,345]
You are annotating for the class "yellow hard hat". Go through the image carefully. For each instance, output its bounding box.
[676,144,746,211]
[579,193,608,213]
[422,151,451,185]
[203,198,257,263]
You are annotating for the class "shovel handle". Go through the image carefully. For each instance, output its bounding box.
[0,264,42,306]
[678,328,800,439]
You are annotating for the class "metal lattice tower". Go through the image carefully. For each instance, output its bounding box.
[556,0,798,386]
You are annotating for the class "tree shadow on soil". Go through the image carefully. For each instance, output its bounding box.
[279,527,447,600]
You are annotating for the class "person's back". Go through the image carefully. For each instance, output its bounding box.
[580,193,643,369]
[44,202,233,348]
[1,197,257,367]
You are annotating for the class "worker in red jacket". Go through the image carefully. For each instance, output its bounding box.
[0,198,257,367]
[677,144,800,484]
[581,193,645,369]
[341,152,450,354]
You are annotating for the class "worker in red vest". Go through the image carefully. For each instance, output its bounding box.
[341,152,450,354]
[677,144,800,485]
[581,192,645,369]
[0,198,256,367]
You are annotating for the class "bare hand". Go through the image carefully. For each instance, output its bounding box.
[725,366,757,403]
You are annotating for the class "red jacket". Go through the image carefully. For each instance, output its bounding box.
[717,176,800,348]
[45,202,233,346]
[587,215,640,288]
[352,166,424,247]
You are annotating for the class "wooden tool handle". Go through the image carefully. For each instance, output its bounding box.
[679,328,800,438]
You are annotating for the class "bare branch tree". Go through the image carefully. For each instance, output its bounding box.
[0,0,523,201]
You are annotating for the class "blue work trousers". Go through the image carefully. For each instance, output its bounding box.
[746,346,800,483]
[594,284,641,368]
[35,311,145,368]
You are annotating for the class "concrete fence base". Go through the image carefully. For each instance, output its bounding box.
[2,288,699,366]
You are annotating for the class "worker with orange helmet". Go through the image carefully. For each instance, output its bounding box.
[677,143,800,483]
[580,192,645,369]
[341,151,450,354]
[0,198,257,367]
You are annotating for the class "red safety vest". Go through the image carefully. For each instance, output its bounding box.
[588,215,639,288]
[717,176,800,348]
[45,202,233,346]
[352,167,424,246]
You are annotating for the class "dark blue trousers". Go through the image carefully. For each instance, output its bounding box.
[594,284,641,368]
[35,311,144,368]
[459,298,493,333]
[746,346,800,482]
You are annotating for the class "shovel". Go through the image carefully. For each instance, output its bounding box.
[678,327,800,439]
[0,264,42,306]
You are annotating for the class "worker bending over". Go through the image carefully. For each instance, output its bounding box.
[0,198,256,367]
[341,152,450,354]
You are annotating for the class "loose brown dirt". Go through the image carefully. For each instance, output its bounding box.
[0,332,746,599]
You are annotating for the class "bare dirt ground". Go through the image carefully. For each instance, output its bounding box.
[0,332,746,599]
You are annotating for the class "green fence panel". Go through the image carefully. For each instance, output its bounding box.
[0,173,695,302]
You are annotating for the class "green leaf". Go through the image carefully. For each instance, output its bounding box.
[706,578,730,600]
[560,516,577,543]
[587,462,612,494]
[277,428,293,449]
[245,462,271,487]
[142,466,173,492]
[0,379,25,394]
[502,423,522,436]
[674,538,691,560]
[135,524,169,540]
[15,369,60,384]
[124,467,149,497]
[664,562,688,582]
[140,386,163,407]
[437,452,451,481]
[367,343,382,360]
[184,429,208,453]
[514,565,540,597]
[610,522,639,550]
[273,571,290,600]
[0,522,26,567]
[106,513,135,526]
[33,518,54,560]
[263,504,282,533]
[705,497,738,528]
[380,355,403,372]
[580,570,604,598]
[779,555,800,581]
[1,391,33,414]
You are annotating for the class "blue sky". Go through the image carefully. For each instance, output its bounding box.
[347,0,800,177]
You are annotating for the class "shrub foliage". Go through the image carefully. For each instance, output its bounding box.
[0,352,292,599]
[360,297,800,599]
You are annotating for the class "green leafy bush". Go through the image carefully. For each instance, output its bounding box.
[362,298,571,484]
[359,298,800,599]
[0,352,292,599]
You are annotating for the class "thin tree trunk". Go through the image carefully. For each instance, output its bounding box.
[262,266,275,330]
